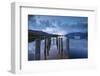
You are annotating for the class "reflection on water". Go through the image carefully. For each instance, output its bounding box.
[28,36,88,61]
[69,39,88,58]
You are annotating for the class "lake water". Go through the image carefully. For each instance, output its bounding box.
[28,37,88,61]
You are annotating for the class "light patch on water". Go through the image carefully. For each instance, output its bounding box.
[28,41,35,54]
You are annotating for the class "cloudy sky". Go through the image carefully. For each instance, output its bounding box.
[28,15,88,35]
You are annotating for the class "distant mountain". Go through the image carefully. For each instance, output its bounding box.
[66,32,88,39]
[28,30,88,42]
[28,30,58,42]
[29,30,51,36]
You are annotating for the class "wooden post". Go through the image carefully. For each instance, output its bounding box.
[35,39,41,60]
[61,38,63,58]
[66,38,70,58]
[47,37,51,56]
[56,37,58,50]
[44,38,48,60]
[58,37,61,55]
